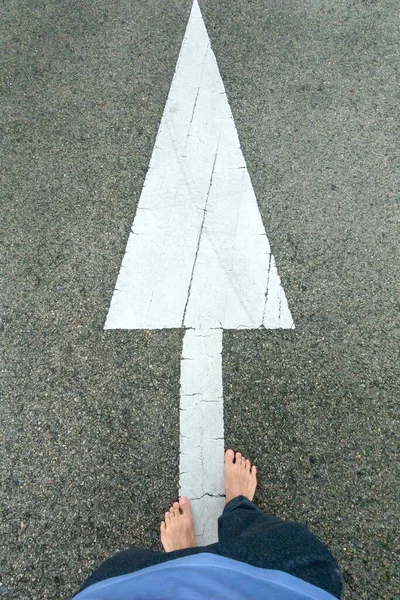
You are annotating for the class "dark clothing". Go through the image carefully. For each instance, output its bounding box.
[77,496,343,599]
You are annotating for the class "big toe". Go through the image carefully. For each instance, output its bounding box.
[179,497,191,516]
[225,449,235,462]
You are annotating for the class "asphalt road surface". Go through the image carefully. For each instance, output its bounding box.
[1,1,399,599]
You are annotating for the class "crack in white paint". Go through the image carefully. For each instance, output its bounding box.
[181,144,220,328]
[262,253,273,325]
[104,0,294,545]
[186,43,210,144]
[191,493,226,501]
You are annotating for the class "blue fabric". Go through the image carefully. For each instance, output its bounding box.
[73,552,339,600]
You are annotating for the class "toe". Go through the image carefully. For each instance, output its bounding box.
[160,521,166,532]
[165,511,170,521]
[251,465,257,476]
[245,459,251,471]
[173,501,180,511]
[179,496,192,515]
[225,449,235,462]
[235,452,242,462]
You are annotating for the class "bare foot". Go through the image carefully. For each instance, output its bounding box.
[224,449,257,504]
[160,497,196,552]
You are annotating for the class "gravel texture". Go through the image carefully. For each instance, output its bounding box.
[1,0,399,598]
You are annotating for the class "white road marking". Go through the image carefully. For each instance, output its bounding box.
[105,0,294,544]
[180,328,224,544]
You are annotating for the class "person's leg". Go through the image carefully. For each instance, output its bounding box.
[214,515,343,598]
[217,449,283,540]
[218,494,283,540]
[208,450,343,599]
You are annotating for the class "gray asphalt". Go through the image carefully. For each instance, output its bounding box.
[1,1,399,599]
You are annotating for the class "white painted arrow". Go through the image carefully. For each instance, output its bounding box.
[105,0,294,545]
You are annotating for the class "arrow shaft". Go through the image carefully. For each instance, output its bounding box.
[179,327,225,545]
